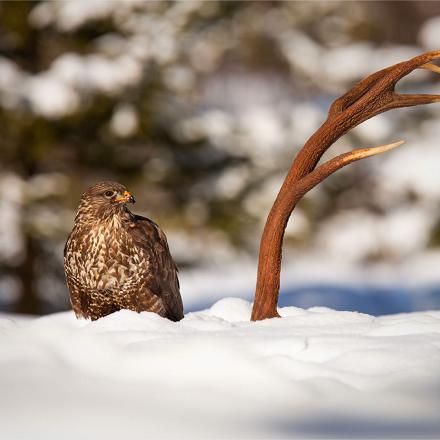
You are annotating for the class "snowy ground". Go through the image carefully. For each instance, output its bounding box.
[1,298,440,439]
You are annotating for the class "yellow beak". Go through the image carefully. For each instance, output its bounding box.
[114,190,135,204]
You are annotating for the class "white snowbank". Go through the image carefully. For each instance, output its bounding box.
[1,298,439,439]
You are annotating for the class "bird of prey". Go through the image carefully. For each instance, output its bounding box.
[64,181,183,321]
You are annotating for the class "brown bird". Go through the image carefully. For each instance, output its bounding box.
[64,181,183,321]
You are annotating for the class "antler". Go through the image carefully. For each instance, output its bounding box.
[251,50,440,321]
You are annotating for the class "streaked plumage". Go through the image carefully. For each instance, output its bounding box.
[64,181,183,321]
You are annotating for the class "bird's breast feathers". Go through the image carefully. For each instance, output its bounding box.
[65,219,148,291]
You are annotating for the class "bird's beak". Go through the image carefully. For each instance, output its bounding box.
[115,190,135,204]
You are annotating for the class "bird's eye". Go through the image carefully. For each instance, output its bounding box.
[104,190,115,198]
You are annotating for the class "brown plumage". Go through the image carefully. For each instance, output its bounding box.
[64,181,183,321]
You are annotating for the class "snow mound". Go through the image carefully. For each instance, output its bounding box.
[1,299,439,439]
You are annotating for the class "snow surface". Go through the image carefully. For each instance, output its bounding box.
[1,298,439,439]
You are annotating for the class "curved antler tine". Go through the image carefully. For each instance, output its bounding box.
[391,50,440,83]
[420,63,440,74]
[342,140,405,160]
[293,141,405,200]
[329,52,440,118]
[393,93,440,108]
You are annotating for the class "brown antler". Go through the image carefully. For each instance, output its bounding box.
[251,50,440,321]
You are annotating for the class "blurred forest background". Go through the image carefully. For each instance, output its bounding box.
[1,1,440,316]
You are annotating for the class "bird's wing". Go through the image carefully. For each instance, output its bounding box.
[65,270,84,318]
[64,233,80,315]
[129,215,184,321]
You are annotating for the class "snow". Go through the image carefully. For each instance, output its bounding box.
[51,53,143,96]
[378,138,440,201]
[110,104,139,138]
[0,174,25,264]
[1,298,439,439]
[315,206,435,260]
[29,0,118,32]
[26,74,80,119]
[419,16,440,50]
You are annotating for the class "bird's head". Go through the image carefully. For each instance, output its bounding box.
[77,181,136,221]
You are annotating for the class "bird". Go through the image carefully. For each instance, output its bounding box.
[64,181,184,321]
